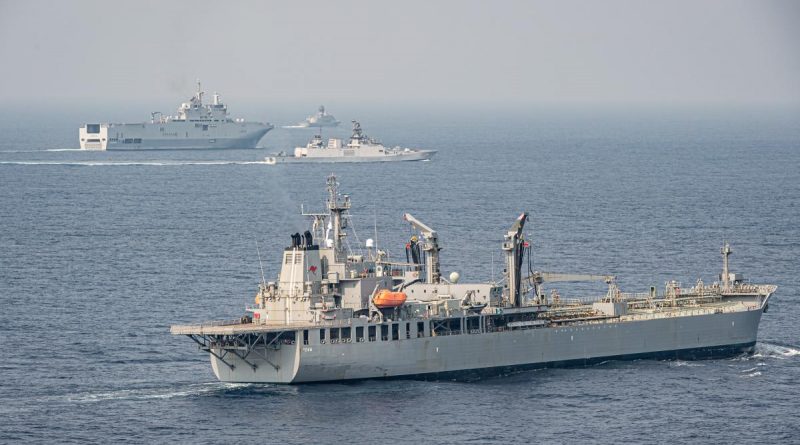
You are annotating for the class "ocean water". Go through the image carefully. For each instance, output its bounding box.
[1,107,798,444]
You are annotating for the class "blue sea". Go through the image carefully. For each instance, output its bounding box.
[1,106,798,444]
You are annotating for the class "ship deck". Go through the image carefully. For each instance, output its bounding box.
[170,292,768,337]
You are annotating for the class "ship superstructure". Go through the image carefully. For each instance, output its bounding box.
[79,81,273,150]
[265,121,435,164]
[171,176,776,383]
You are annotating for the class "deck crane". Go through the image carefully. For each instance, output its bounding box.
[503,212,529,307]
[403,213,441,284]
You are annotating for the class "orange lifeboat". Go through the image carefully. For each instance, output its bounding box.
[372,289,407,308]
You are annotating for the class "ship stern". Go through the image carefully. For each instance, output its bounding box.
[79,123,108,150]
[207,338,300,384]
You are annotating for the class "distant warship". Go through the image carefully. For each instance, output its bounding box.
[283,105,340,129]
[79,81,272,150]
[266,121,435,164]
[171,175,776,383]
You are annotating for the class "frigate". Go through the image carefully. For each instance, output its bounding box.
[283,105,340,128]
[78,81,273,150]
[265,121,435,164]
[170,175,776,383]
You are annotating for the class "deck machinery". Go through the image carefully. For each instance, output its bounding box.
[170,175,776,383]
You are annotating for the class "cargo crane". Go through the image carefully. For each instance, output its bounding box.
[403,213,441,284]
[500,212,614,307]
[503,212,529,307]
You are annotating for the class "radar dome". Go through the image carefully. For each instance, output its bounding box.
[366,238,374,248]
[449,271,460,283]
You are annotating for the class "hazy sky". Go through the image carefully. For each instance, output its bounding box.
[1,0,798,108]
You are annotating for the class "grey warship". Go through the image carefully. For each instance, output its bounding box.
[265,121,435,164]
[282,105,340,129]
[79,81,273,150]
[170,175,776,383]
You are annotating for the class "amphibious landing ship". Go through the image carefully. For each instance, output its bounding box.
[79,81,272,150]
[170,176,776,383]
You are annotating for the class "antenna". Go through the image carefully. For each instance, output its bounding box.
[256,240,267,287]
[195,78,203,102]
[373,207,379,252]
[491,250,495,283]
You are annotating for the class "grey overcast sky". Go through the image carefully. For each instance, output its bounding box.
[0,0,798,108]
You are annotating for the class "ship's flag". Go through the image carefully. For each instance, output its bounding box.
[309,265,318,273]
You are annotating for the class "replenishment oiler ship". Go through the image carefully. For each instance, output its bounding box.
[170,176,776,383]
[79,81,273,150]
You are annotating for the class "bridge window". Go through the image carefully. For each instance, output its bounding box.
[319,329,326,344]
[356,326,364,342]
[406,322,411,339]
[417,321,425,337]
[467,317,480,333]
[368,325,376,342]
[86,124,100,133]
[303,330,309,345]
[330,328,340,343]
[381,324,389,341]
[342,327,351,343]
[391,323,399,341]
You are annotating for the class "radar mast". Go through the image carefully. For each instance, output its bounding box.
[326,175,351,259]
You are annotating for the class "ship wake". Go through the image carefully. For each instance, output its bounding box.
[0,160,271,167]
[0,148,84,153]
[67,382,253,402]
[753,342,800,359]
[66,381,301,403]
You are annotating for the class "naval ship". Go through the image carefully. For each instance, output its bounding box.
[78,81,273,150]
[170,176,776,383]
[265,121,436,164]
[283,105,340,128]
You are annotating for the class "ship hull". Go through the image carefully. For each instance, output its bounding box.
[265,150,436,164]
[282,123,340,129]
[208,305,764,384]
[80,122,272,150]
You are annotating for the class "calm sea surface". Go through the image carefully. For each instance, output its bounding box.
[1,107,798,444]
